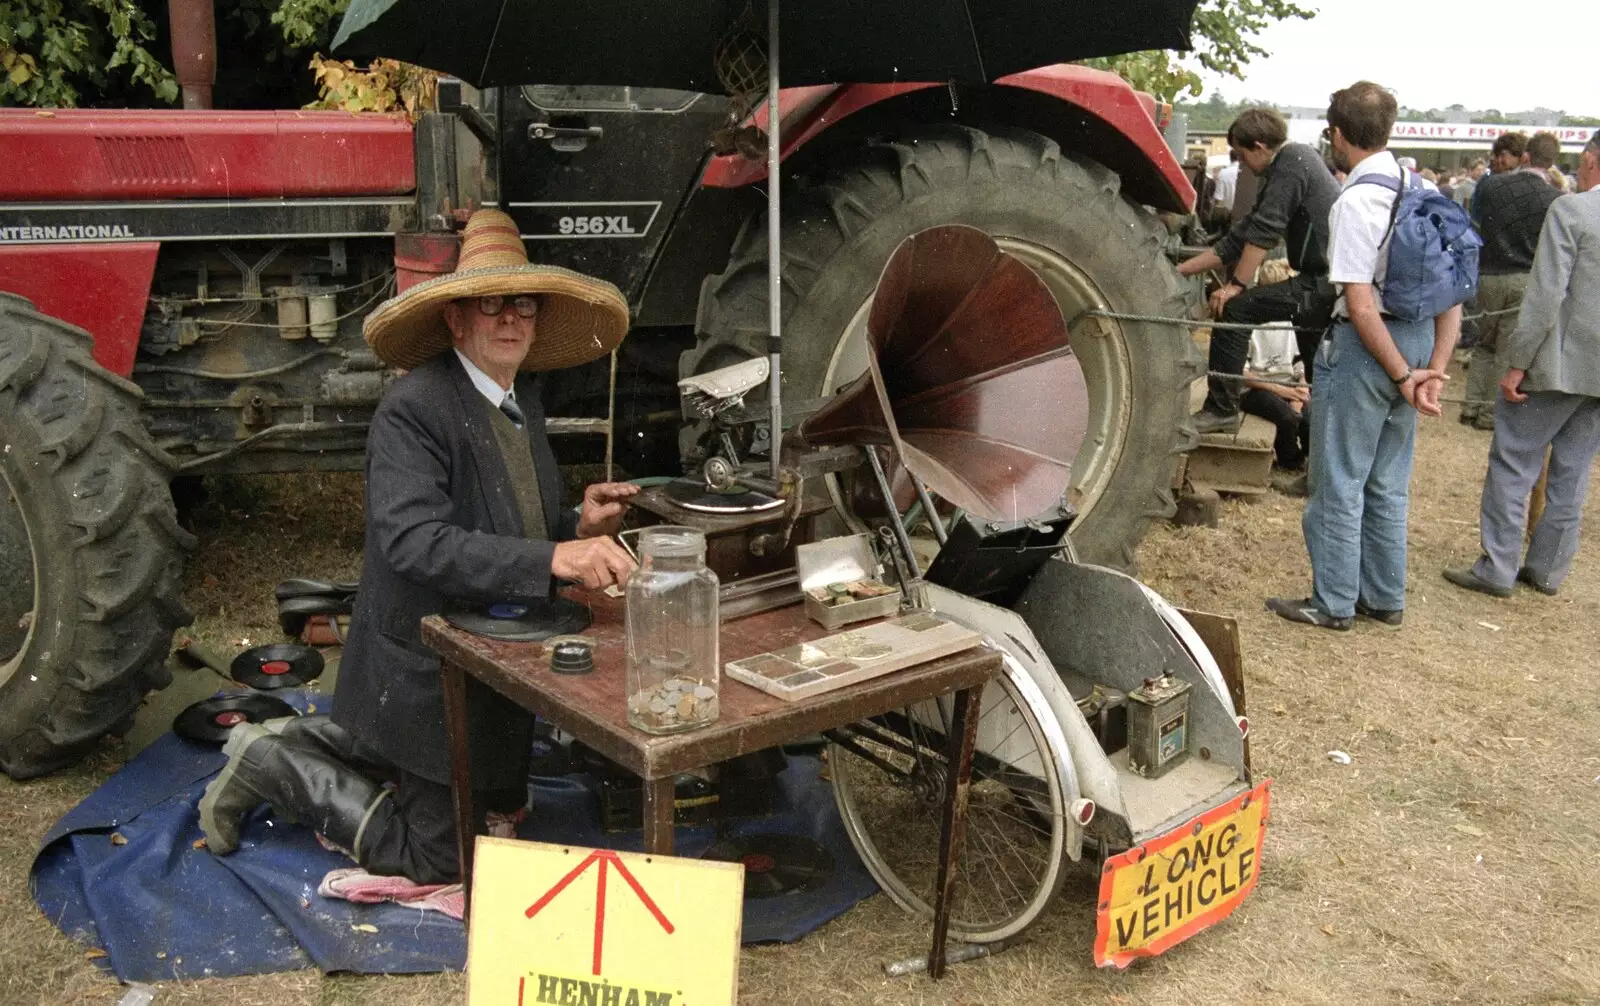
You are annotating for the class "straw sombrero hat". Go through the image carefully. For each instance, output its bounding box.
[364,210,630,371]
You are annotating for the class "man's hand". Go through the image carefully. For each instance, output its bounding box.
[551,537,637,589]
[1209,283,1243,318]
[1500,368,1528,404]
[575,481,640,539]
[1399,369,1447,417]
[1269,383,1310,405]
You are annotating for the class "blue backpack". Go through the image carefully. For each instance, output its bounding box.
[1353,169,1482,322]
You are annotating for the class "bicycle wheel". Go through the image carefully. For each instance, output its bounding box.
[828,659,1068,942]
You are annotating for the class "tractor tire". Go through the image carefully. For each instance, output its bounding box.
[684,124,1202,570]
[0,293,195,779]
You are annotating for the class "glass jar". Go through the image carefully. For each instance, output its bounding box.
[625,526,720,734]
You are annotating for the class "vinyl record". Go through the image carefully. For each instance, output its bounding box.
[444,595,593,642]
[230,642,325,690]
[660,477,785,514]
[701,834,836,898]
[173,693,299,744]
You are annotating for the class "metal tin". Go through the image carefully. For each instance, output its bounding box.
[1126,673,1192,778]
[796,534,900,629]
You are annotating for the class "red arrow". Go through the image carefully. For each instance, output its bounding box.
[525,849,674,975]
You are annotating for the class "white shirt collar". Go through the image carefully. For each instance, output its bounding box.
[453,348,515,408]
[1341,149,1398,189]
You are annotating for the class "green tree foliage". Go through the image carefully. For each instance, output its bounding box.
[1176,91,1291,132]
[269,0,347,48]
[1084,0,1315,101]
[0,0,347,108]
[1,0,177,106]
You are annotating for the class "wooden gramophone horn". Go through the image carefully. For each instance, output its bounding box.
[799,224,1088,522]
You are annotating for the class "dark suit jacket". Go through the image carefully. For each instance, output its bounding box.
[333,351,577,787]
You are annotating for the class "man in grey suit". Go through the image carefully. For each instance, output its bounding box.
[1445,131,1600,598]
[199,211,639,882]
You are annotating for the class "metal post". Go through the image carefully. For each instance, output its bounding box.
[765,0,783,479]
[913,479,948,545]
[604,348,618,482]
[864,447,922,582]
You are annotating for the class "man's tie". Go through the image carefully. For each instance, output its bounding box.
[498,393,524,429]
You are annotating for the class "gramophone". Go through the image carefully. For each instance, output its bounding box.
[628,224,1091,612]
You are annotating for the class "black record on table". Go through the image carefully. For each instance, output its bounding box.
[174,693,299,744]
[701,834,836,898]
[230,642,325,689]
[443,596,593,642]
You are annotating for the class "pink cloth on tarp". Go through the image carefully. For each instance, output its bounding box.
[318,868,465,920]
[314,808,521,920]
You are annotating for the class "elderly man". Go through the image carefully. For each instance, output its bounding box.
[198,210,639,883]
[1445,132,1600,599]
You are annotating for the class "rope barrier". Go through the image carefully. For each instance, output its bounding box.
[1205,370,1505,407]
[1077,304,1520,336]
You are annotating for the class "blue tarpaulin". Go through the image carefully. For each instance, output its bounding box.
[31,691,877,981]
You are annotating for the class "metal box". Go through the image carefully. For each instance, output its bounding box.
[1126,673,1192,778]
[796,534,900,630]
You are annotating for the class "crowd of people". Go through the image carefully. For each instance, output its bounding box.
[1185,85,1600,630]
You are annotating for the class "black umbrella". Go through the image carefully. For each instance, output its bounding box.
[332,0,1196,93]
[333,0,1196,476]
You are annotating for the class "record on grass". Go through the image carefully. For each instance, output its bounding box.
[230,643,325,690]
[701,834,836,898]
[443,595,593,642]
[174,693,299,744]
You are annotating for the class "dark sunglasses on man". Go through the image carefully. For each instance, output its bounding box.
[476,294,539,318]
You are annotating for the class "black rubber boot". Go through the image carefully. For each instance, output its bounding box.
[261,714,391,781]
[199,723,391,858]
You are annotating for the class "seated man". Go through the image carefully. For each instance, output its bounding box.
[199,210,640,883]
[1178,107,1342,434]
[1239,320,1310,482]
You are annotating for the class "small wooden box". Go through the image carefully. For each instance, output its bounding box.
[725,611,981,702]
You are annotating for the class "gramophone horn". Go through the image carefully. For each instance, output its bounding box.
[800,225,1088,522]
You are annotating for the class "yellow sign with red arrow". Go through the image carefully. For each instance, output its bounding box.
[467,837,744,1006]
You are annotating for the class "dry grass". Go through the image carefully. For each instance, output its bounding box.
[4,397,1600,1005]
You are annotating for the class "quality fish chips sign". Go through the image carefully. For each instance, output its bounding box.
[1094,780,1271,968]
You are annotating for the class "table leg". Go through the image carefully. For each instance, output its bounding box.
[439,658,477,920]
[929,684,983,979]
[642,777,676,856]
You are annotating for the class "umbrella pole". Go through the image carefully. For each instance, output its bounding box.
[765,0,783,479]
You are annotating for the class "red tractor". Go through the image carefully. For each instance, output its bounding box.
[0,44,1199,778]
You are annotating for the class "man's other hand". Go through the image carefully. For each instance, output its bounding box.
[1208,283,1242,318]
[1499,368,1529,404]
[575,482,641,538]
[1401,369,1447,417]
[552,537,637,589]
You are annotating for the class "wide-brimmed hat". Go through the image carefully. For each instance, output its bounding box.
[364,210,630,371]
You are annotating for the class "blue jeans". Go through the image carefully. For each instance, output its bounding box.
[1302,319,1437,617]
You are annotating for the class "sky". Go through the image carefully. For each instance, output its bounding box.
[1188,2,1598,117]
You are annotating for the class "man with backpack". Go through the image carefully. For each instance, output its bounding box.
[1445,131,1600,599]
[1178,107,1342,434]
[1458,131,1563,430]
[1267,81,1476,630]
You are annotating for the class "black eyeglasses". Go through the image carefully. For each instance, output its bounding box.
[1321,126,1334,142]
[476,295,539,318]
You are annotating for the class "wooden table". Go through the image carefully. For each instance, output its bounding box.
[421,590,1002,978]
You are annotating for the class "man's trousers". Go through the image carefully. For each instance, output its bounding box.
[1461,273,1529,424]
[1202,273,1335,415]
[1302,318,1436,617]
[1472,390,1600,591]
